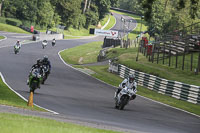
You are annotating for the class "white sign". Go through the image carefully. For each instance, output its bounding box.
[94,29,118,37]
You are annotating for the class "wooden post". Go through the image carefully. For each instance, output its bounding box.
[169,46,171,66]
[191,52,193,71]
[196,51,200,74]
[151,44,155,63]
[163,44,165,64]
[157,45,160,64]
[182,47,186,70]
[27,92,34,107]
[176,52,178,68]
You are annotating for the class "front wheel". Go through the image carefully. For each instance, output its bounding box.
[14,49,18,54]
[30,81,38,93]
[118,95,129,110]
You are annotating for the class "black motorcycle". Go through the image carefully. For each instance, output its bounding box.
[41,64,50,84]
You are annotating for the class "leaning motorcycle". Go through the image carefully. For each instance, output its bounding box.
[14,45,20,54]
[42,40,48,49]
[115,86,137,110]
[41,64,50,84]
[28,68,42,93]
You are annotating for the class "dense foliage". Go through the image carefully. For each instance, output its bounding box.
[117,0,200,37]
[142,0,200,36]
[0,0,119,29]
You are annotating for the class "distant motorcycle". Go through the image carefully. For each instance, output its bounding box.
[14,45,20,54]
[52,39,56,46]
[42,40,48,49]
[41,64,50,84]
[115,86,137,110]
[28,68,42,93]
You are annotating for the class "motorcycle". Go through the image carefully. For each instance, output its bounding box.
[115,86,137,110]
[52,39,56,46]
[42,40,48,49]
[14,45,20,54]
[28,68,42,93]
[41,64,50,84]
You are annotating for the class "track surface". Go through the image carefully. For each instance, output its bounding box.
[0,13,200,133]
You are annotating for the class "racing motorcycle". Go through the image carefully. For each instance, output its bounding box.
[14,45,20,54]
[41,64,50,84]
[28,68,42,93]
[42,40,48,49]
[115,85,137,110]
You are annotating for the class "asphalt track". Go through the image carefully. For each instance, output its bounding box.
[0,13,200,133]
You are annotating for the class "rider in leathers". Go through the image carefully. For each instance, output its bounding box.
[41,55,51,73]
[15,40,21,49]
[115,74,137,100]
[28,59,44,88]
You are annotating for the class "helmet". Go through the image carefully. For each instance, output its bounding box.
[43,55,48,61]
[17,40,20,43]
[128,74,135,83]
[36,59,42,66]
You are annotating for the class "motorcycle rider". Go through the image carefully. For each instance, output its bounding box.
[115,74,137,100]
[42,55,51,73]
[52,38,56,46]
[27,59,44,88]
[15,40,21,48]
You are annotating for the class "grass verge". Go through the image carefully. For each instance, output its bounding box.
[0,113,120,133]
[100,14,110,27]
[0,36,5,40]
[0,75,45,111]
[0,23,30,34]
[72,65,200,116]
[60,41,103,64]
[106,47,200,86]
[104,14,116,30]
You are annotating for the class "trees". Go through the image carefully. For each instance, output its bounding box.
[0,0,112,29]
[117,0,143,14]
[141,0,200,36]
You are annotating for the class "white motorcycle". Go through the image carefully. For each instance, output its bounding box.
[115,86,137,110]
[42,40,48,49]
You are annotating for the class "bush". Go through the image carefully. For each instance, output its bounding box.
[6,18,22,26]
[0,17,6,23]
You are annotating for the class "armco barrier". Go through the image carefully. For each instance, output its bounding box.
[109,62,200,104]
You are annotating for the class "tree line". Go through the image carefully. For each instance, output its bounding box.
[0,0,119,29]
[0,0,199,36]
[115,0,200,37]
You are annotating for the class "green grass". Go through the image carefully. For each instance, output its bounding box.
[64,36,81,39]
[0,36,5,39]
[0,76,44,111]
[0,23,30,34]
[73,65,200,116]
[39,14,115,37]
[158,52,199,71]
[104,15,116,30]
[0,113,120,133]
[60,41,103,64]
[106,47,200,86]
[100,14,110,27]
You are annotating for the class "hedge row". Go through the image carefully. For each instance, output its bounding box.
[0,17,22,26]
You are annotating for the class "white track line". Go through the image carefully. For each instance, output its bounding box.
[58,49,200,118]
[0,72,59,115]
